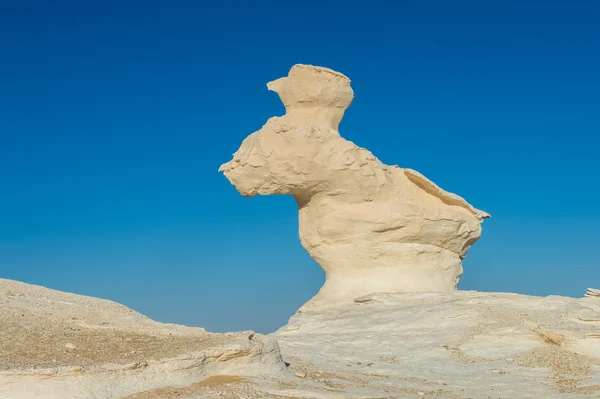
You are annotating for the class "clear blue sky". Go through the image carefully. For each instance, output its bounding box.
[1,0,598,333]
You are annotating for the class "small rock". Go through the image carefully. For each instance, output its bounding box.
[65,343,77,350]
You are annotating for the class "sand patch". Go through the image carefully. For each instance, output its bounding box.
[124,376,245,399]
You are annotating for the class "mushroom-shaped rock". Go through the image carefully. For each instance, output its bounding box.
[219,64,490,309]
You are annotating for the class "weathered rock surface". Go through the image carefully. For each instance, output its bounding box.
[219,64,490,309]
[0,278,286,399]
[269,291,600,399]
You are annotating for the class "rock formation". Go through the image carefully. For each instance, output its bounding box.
[6,65,600,399]
[586,288,600,298]
[219,64,490,308]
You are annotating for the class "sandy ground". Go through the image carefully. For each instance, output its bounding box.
[1,306,239,370]
[0,278,286,399]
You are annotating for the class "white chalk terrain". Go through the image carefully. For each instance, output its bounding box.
[3,65,599,398]
[0,278,285,399]
[1,278,600,398]
[272,291,600,399]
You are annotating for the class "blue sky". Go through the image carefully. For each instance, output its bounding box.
[1,0,598,333]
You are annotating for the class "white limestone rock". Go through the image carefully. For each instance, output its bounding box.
[220,64,490,309]
[586,288,600,298]
[269,291,600,399]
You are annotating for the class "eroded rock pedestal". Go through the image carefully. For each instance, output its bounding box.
[220,64,490,308]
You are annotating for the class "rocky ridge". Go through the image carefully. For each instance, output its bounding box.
[0,278,285,399]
